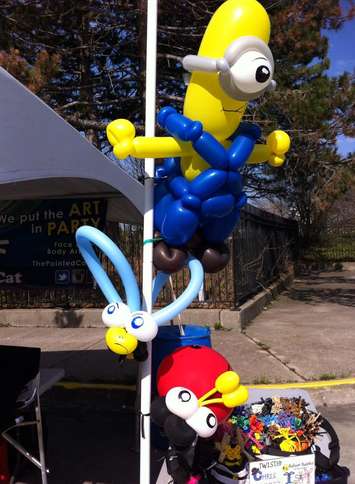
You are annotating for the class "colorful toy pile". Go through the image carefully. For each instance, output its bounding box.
[209,397,321,483]
[211,398,350,484]
[231,397,321,456]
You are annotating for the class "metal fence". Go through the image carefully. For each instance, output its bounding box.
[0,205,298,309]
[302,223,355,262]
[232,205,298,305]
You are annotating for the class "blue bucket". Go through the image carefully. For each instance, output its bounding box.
[151,324,211,450]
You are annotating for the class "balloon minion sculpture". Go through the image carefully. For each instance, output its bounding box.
[107,0,290,274]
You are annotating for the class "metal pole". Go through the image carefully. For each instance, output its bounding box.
[140,1,158,483]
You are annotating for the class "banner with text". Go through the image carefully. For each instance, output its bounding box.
[0,199,107,286]
[249,454,315,484]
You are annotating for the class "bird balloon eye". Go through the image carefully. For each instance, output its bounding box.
[101,302,131,328]
[125,311,158,342]
[107,305,115,314]
[186,407,218,438]
[165,387,199,420]
[230,50,273,94]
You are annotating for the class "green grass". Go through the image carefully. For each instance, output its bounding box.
[303,236,355,262]
[314,371,351,381]
[318,373,337,381]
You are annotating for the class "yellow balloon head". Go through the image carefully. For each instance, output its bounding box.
[183,0,271,141]
[105,327,138,356]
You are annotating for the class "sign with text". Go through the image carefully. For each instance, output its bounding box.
[0,199,107,286]
[249,454,315,484]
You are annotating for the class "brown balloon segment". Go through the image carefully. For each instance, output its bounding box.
[193,243,230,273]
[153,240,188,274]
[186,230,204,250]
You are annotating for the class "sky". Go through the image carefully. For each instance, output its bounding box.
[325,2,354,157]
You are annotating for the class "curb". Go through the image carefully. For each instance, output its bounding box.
[247,378,355,389]
[56,377,355,392]
[54,379,355,408]
[238,269,294,330]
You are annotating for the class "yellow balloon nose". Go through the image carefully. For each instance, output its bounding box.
[105,327,138,355]
[222,385,249,408]
[215,371,240,394]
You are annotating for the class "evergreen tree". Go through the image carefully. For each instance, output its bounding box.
[0,0,353,244]
[246,0,355,245]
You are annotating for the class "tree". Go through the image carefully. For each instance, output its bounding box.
[247,71,354,245]
[0,48,60,93]
[0,2,141,134]
[0,0,353,245]
[0,0,151,177]
[237,0,355,247]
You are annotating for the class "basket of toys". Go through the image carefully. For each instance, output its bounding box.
[210,396,350,484]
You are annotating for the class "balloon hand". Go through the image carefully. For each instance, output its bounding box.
[266,130,290,167]
[106,119,136,160]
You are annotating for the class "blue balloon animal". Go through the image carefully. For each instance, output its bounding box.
[76,225,204,358]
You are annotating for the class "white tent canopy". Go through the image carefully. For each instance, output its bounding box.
[0,67,143,224]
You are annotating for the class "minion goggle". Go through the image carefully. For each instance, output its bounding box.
[165,371,248,438]
[183,36,276,101]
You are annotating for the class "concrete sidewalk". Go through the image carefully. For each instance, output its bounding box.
[245,261,355,382]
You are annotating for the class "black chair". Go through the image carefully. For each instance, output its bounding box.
[0,345,48,484]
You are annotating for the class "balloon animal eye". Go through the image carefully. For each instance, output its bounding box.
[165,387,199,420]
[206,413,217,429]
[230,50,273,95]
[179,390,192,402]
[102,302,131,328]
[256,65,270,83]
[125,311,158,342]
[131,316,144,329]
[107,304,116,314]
[186,407,218,438]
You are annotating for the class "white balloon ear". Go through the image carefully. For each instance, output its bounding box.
[102,302,132,328]
[186,407,218,438]
[125,311,158,342]
[165,387,199,420]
